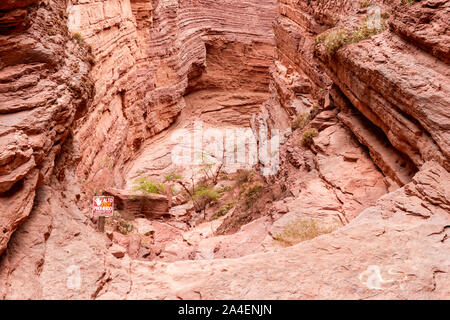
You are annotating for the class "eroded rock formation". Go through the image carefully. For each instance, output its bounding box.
[0,0,93,255]
[0,0,449,299]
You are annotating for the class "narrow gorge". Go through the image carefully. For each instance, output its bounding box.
[0,0,449,299]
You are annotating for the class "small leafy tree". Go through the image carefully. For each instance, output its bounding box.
[133,176,165,195]
[193,185,222,211]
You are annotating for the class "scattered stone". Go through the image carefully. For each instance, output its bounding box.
[110,244,126,259]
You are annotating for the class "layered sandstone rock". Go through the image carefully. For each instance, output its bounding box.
[4,161,446,299]
[270,0,449,185]
[67,0,277,190]
[0,0,93,254]
[0,0,449,300]
[105,187,169,219]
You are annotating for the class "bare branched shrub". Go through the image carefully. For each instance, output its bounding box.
[302,128,319,147]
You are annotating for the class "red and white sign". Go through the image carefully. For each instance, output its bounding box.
[92,196,114,217]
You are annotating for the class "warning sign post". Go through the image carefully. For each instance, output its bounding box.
[93,196,114,232]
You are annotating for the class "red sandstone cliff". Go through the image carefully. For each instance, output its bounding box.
[0,0,449,299]
[0,0,94,255]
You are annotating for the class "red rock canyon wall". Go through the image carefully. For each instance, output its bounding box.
[0,0,449,299]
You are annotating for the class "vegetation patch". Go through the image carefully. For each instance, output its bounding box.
[217,185,233,195]
[165,173,183,182]
[118,220,134,235]
[401,0,418,5]
[242,182,264,208]
[235,170,256,186]
[302,128,319,147]
[316,29,349,55]
[193,185,222,210]
[316,15,388,55]
[359,0,373,8]
[105,211,135,235]
[71,32,82,41]
[273,218,336,246]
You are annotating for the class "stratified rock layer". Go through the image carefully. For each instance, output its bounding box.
[68,0,277,189]
[273,0,449,184]
[0,0,93,254]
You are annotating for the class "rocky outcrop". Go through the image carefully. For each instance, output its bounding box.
[0,0,37,31]
[105,188,169,219]
[269,0,450,186]
[0,0,278,296]
[0,0,93,254]
[113,162,448,299]
[390,0,449,64]
[3,161,446,299]
[320,30,449,173]
[68,0,277,189]
[0,172,108,299]
[0,0,449,300]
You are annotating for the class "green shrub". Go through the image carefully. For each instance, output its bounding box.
[349,19,387,44]
[165,173,183,182]
[401,0,417,5]
[72,32,82,41]
[214,201,237,219]
[193,185,221,209]
[273,218,336,246]
[242,183,263,208]
[322,29,350,55]
[118,220,134,235]
[218,171,229,180]
[133,176,165,195]
[217,185,232,194]
[315,32,328,45]
[316,16,387,55]
[359,0,373,8]
[302,128,319,147]
[235,170,255,186]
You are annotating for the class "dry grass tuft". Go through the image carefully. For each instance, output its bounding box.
[301,128,319,147]
[274,218,336,246]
